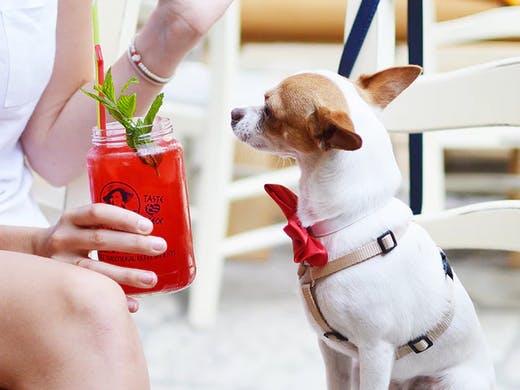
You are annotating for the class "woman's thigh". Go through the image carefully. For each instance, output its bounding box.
[0,250,149,390]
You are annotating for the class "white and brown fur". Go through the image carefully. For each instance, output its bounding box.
[230,67,495,389]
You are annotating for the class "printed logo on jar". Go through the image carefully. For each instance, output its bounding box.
[144,194,164,225]
[100,181,140,213]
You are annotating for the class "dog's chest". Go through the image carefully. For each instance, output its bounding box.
[309,254,411,339]
[300,224,449,346]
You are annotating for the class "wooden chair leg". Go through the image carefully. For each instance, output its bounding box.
[187,3,240,327]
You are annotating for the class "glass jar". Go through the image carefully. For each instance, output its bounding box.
[86,117,195,294]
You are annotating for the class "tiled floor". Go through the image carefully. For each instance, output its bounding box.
[134,247,520,390]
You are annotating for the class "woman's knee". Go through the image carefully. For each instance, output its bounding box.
[59,268,132,336]
[53,269,150,387]
[48,268,149,381]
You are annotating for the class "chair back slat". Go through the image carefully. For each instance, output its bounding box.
[384,58,520,133]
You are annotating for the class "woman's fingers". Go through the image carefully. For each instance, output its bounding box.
[77,258,157,290]
[51,203,167,255]
[64,228,167,254]
[47,204,163,297]
[127,296,140,313]
[65,203,153,234]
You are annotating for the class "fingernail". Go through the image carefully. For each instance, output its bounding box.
[129,300,139,312]
[140,272,157,286]
[138,219,153,233]
[151,237,167,252]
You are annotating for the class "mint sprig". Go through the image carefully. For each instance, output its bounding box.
[81,67,165,171]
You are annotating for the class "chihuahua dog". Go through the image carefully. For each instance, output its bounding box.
[230,67,495,389]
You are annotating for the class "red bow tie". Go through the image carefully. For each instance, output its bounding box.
[265,184,328,266]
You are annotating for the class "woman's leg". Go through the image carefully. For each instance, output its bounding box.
[0,250,150,390]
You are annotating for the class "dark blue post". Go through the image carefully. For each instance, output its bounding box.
[408,0,424,214]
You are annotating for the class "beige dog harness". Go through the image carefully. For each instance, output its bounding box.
[263,184,454,360]
[297,228,455,360]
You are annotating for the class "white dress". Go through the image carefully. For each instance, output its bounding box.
[0,0,57,226]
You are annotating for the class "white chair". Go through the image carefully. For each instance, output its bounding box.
[383,57,520,249]
[177,2,243,327]
[418,4,520,212]
[343,0,520,250]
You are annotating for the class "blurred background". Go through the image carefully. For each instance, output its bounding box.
[35,0,520,388]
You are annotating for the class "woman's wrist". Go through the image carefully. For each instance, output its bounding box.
[0,226,48,256]
[128,36,174,85]
[133,6,203,82]
[31,227,52,257]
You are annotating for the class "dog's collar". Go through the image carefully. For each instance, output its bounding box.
[306,198,411,240]
[307,208,378,238]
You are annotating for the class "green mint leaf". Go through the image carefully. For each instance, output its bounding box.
[117,93,137,118]
[81,88,105,104]
[81,66,165,173]
[101,68,116,102]
[120,77,139,95]
[130,122,153,150]
[144,92,164,126]
[126,127,137,150]
[105,106,131,128]
[93,84,116,108]
[92,84,105,96]
[81,88,119,112]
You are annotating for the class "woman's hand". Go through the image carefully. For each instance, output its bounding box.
[35,203,166,312]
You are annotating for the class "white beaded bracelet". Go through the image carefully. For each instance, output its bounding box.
[127,36,173,85]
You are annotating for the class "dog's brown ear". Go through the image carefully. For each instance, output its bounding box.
[312,107,362,151]
[356,65,422,109]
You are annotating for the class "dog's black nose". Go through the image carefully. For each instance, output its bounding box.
[231,108,245,125]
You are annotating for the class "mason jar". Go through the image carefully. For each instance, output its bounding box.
[86,117,195,294]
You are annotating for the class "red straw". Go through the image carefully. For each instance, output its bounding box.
[95,44,106,130]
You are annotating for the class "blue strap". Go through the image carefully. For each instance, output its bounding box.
[338,0,423,214]
[408,0,424,215]
[338,0,381,77]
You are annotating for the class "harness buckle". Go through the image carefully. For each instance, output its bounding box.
[377,230,397,254]
[407,335,433,354]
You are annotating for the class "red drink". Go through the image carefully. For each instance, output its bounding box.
[86,118,195,294]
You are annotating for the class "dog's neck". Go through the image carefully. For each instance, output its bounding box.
[296,147,399,226]
[295,149,411,261]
